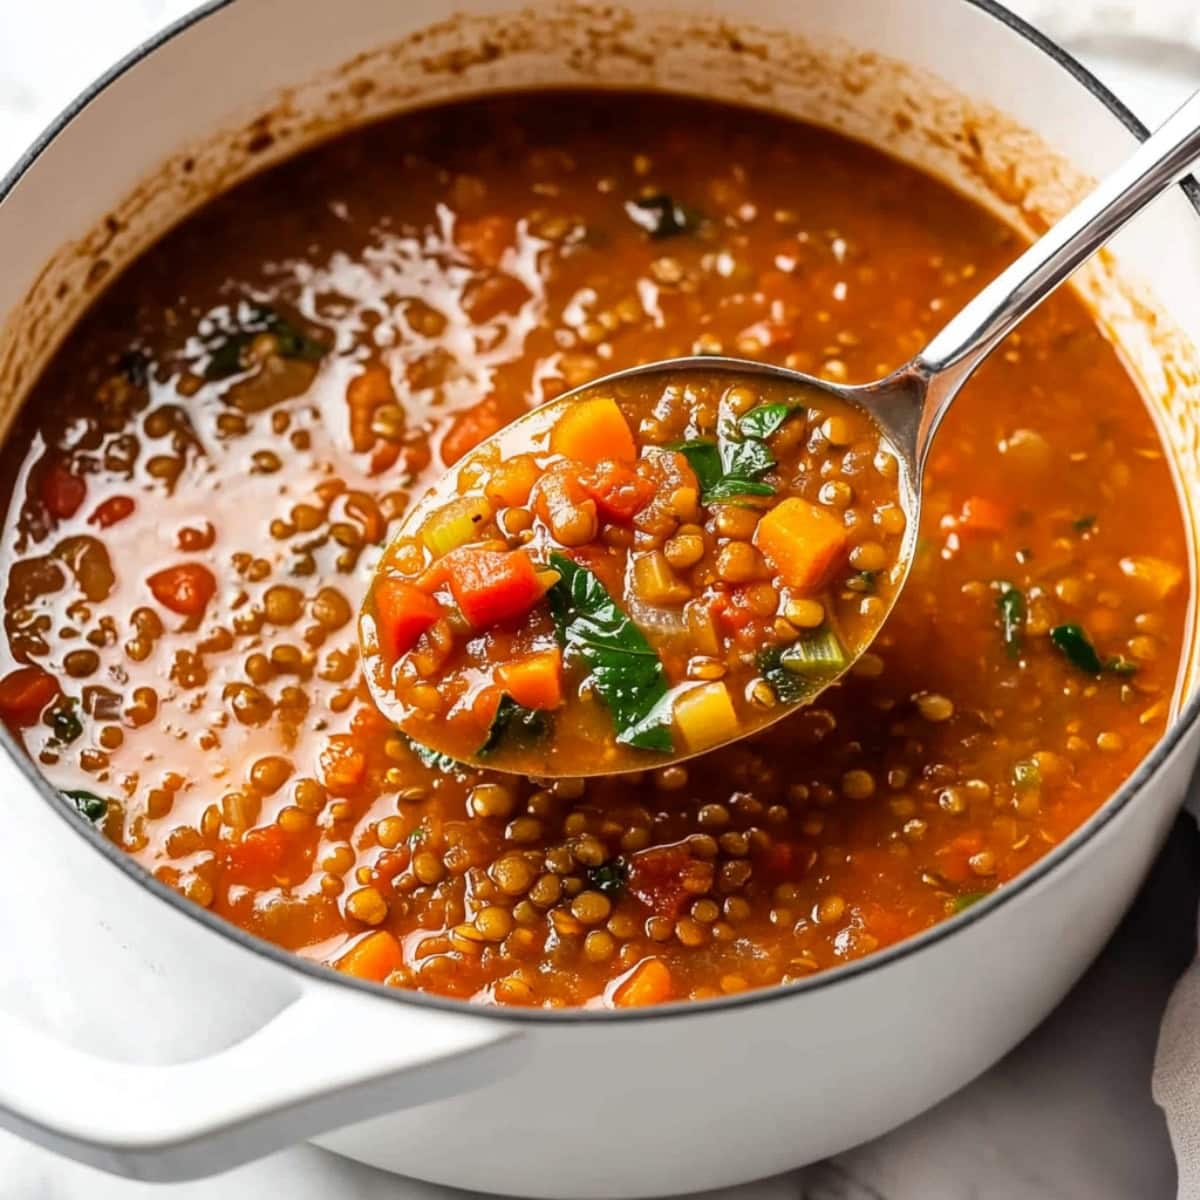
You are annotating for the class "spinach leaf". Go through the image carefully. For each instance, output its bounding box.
[756,644,818,704]
[407,828,427,846]
[478,694,549,757]
[952,891,991,913]
[48,703,83,745]
[204,303,327,381]
[63,789,107,824]
[996,583,1026,659]
[847,571,876,594]
[720,435,775,481]
[547,553,673,752]
[672,438,775,504]
[1050,623,1102,674]
[586,861,627,897]
[624,194,701,239]
[738,401,803,441]
[1072,514,1096,533]
[406,736,466,775]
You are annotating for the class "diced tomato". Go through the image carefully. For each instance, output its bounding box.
[147,563,217,617]
[373,577,443,660]
[955,496,1009,536]
[455,215,515,268]
[444,547,545,629]
[0,665,60,726]
[612,958,673,1007]
[709,588,755,632]
[41,461,86,520]
[89,495,135,528]
[320,734,367,796]
[579,460,655,523]
[627,843,712,920]
[756,839,815,882]
[224,825,290,888]
[497,648,563,710]
[440,397,505,467]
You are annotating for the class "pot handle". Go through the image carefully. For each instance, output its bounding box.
[0,974,523,1181]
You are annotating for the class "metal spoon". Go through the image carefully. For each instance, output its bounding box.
[370,88,1200,774]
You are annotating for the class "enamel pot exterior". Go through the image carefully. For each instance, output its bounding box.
[1,1,1199,1195]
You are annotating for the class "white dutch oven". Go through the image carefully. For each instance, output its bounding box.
[1,2,1199,1195]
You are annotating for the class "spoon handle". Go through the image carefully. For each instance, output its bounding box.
[912,87,1200,463]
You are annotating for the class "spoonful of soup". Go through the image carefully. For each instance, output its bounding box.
[360,87,1200,776]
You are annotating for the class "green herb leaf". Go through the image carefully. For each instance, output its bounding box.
[671,439,776,504]
[1050,623,1103,674]
[720,435,775,480]
[407,828,428,846]
[737,402,803,441]
[624,193,702,239]
[547,553,673,751]
[63,789,107,824]
[406,736,466,775]
[48,703,83,745]
[478,694,549,757]
[586,861,627,896]
[702,477,775,502]
[1072,514,1096,533]
[847,571,876,594]
[204,303,328,381]
[952,891,990,913]
[996,583,1026,660]
[1105,655,1139,677]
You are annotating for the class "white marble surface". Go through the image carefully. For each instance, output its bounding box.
[1,4,1199,1197]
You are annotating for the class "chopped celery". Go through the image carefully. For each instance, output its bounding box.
[421,495,492,557]
[779,628,848,676]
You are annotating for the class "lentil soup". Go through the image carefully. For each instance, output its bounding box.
[0,92,1187,1008]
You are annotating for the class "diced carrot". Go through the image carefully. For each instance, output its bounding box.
[373,577,443,660]
[550,397,637,465]
[89,495,135,528]
[335,930,404,983]
[41,460,86,519]
[956,496,1008,535]
[455,215,515,268]
[0,665,60,725]
[484,454,540,509]
[320,734,367,797]
[1120,555,1184,600]
[753,497,848,592]
[497,648,564,710]
[346,365,398,455]
[147,563,216,617]
[444,547,545,628]
[441,397,505,467]
[579,460,655,522]
[225,825,290,888]
[613,958,673,1008]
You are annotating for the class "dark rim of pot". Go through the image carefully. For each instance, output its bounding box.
[1,0,1198,1025]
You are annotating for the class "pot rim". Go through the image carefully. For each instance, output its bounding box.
[2,0,1197,1026]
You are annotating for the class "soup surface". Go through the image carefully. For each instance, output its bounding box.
[0,92,1187,1007]
[363,370,904,774]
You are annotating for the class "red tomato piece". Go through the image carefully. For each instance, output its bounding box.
[440,397,506,467]
[0,665,60,726]
[147,563,217,617]
[41,461,86,519]
[579,461,655,523]
[224,825,290,889]
[89,495,135,528]
[627,843,710,920]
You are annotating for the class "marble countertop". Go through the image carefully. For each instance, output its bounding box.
[1,4,1198,1197]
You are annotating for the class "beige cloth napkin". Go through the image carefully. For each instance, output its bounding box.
[1157,959,1200,1199]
